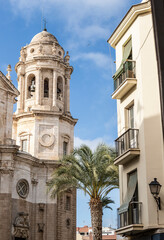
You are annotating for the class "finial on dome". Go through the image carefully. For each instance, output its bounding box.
[43,18,47,31]
[6,64,12,81]
[64,51,70,65]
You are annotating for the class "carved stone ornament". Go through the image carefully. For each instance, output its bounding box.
[13,212,29,239]
[0,160,14,176]
[38,223,45,232]
[52,43,57,54]
[38,43,43,54]
[31,178,38,185]
[39,131,55,147]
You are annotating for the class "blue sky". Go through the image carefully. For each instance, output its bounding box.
[0,0,141,228]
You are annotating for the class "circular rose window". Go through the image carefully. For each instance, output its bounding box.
[16,179,29,199]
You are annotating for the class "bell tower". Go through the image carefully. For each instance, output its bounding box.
[13,30,77,160]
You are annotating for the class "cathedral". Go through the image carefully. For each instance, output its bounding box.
[0,29,77,240]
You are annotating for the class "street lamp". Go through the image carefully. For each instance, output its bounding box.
[149,178,162,210]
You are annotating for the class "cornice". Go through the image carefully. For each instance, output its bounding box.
[15,151,40,166]
[60,114,78,126]
[0,144,19,153]
[15,56,73,74]
[108,1,151,48]
[0,71,19,96]
[13,111,78,125]
[15,151,60,168]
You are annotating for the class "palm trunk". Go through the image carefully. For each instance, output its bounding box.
[89,198,102,240]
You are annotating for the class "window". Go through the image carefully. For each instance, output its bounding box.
[128,170,138,201]
[123,39,132,60]
[66,196,71,210]
[113,38,132,79]
[66,218,71,229]
[57,76,63,101]
[44,78,49,98]
[63,141,68,156]
[128,105,134,128]
[27,75,35,98]
[21,139,27,152]
[16,179,29,199]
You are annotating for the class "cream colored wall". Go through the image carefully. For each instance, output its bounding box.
[115,11,164,229]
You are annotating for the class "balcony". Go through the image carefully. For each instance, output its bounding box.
[114,129,140,165]
[116,202,143,236]
[112,60,137,99]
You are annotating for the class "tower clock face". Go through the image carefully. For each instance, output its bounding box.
[39,131,55,147]
[16,179,29,199]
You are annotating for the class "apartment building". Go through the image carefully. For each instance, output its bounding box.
[108,0,164,239]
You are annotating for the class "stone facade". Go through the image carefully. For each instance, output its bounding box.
[0,30,77,240]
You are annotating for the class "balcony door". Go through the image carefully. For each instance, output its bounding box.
[128,105,134,129]
[128,105,137,148]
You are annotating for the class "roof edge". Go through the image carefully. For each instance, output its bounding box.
[0,71,19,96]
[107,1,151,48]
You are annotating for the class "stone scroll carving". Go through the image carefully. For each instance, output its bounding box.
[13,212,29,239]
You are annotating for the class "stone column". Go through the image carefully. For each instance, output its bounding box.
[53,70,57,107]
[21,74,25,111]
[36,68,42,105]
[17,75,21,111]
[66,76,70,113]
[25,74,28,102]
[17,74,25,112]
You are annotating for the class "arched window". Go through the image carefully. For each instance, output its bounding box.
[57,76,63,101]
[63,141,68,155]
[44,78,49,98]
[27,74,35,99]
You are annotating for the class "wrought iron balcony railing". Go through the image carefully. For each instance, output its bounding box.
[117,202,142,229]
[114,60,136,91]
[115,129,139,157]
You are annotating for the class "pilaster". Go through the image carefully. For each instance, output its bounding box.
[36,68,42,105]
[53,70,57,107]
[66,76,70,113]
[17,74,24,112]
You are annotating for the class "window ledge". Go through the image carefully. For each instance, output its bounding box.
[112,78,137,99]
[114,149,140,165]
[116,224,143,236]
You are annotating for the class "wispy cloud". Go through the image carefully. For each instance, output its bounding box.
[74,136,115,151]
[74,136,104,151]
[72,52,110,69]
[9,0,129,40]
[8,0,130,67]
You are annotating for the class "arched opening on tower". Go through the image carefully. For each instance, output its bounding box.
[57,76,63,101]
[27,74,35,99]
[44,78,49,98]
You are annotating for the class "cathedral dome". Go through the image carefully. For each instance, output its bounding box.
[31,30,58,44]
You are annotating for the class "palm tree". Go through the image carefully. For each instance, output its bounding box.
[48,144,119,240]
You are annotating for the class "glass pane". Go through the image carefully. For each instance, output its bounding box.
[63,142,67,155]
[128,105,134,128]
